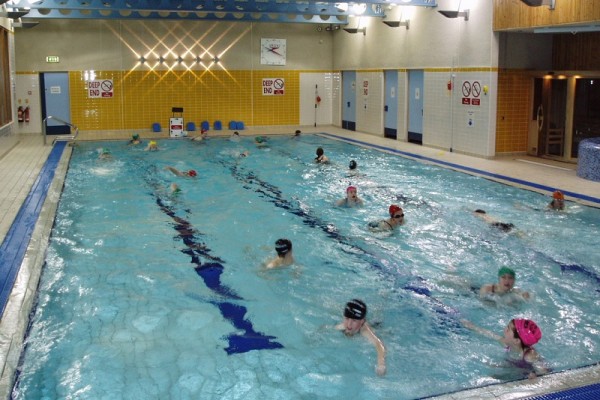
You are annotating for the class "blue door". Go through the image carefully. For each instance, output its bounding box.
[408,70,424,144]
[384,70,398,139]
[342,71,356,131]
[41,72,71,135]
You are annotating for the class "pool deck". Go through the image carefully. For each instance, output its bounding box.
[0,127,599,399]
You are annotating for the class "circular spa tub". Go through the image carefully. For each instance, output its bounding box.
[577,137,600,182]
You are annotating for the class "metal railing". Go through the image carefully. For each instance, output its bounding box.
[42,116,79,145]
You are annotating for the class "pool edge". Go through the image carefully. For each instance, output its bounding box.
[0,144,72,400]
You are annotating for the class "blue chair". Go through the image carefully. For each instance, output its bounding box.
[152,123,161,133]
[186,122,196,132]
[229,121,237,130]
[236,121,244,130]
[214,120,222,130]
[201,121,210,131]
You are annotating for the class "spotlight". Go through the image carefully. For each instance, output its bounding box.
[383,19,409,29]
[438,9,469,21]
[343,27,366,35]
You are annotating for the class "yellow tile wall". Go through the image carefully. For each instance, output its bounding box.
[70,69,299,131]
[496,69,531,153]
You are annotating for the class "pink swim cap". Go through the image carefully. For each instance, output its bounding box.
[514,319,542,347]
[347,186,357,193]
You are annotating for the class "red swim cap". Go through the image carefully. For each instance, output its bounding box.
[389,204,401,216]
[514,319,542,347]
[553,190,564,200]
[188,170,197,177]
[347,186,357,193]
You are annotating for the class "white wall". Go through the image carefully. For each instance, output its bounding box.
[299,72,334,126]
[356,71,384,135]
[15,74,42,134]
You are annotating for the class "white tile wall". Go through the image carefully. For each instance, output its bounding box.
[331,72,341,127]
[299,72,334,126]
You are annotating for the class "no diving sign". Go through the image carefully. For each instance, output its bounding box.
[88,79,114,98]
[461,80,481,106]
[262,78,285,95]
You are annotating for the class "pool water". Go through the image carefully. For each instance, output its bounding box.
[13,135,600,399]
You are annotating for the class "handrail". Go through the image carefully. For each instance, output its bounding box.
[42,116,79,145]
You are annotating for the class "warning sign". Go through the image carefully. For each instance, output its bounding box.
[461,80,482,106]
[88,79,114,98]
[262,78,285,95]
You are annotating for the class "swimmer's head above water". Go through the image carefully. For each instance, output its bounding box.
[349,160,357,170]
[275,238,292,257]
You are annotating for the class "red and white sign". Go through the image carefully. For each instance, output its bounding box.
[262,78,285,95]
[461,80,481,106]
[88,79,114,98]
[362,80,369,97]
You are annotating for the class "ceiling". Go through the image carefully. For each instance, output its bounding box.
[3,0,438,24]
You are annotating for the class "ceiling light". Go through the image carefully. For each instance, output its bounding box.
[438,9,469,21]
[343,27,366,35]
[383,19,409,29]
[0,9,30,19]
[12,19,39,28]
[521,0,555,9]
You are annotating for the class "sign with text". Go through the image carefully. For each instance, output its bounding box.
[88,79,114,98]
[362,80,369,97]
[262,78,285,95]
[461,80,482,106]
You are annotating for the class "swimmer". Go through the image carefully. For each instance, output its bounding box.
[336,186,364,207]
[548,190,565,211]
[474,209,515,233]
[239,150,249,158]
[128,134,142,145]
[334,299,386,376]
[293,129,301,137]
[145,141,159,151]
[480,267,530,301]
[191,129,208,142]
[265,238,294,269]
[461,318,547,379]
[315,147,329,164]
[164,166,197,178]
[229,131,240,142]
[368,204,405,232]
[98,148,112,160]
[255,136,269,148]
[170,183,181,194]
[349,160,357,171]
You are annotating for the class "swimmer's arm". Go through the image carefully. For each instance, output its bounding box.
[335,199,345,207]
[460,319,502,343]
[478,284,493,298]
[362,323,386,376]
[164,166,184,176]
[524,349,550,378]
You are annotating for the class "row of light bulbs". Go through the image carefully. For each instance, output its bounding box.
[138,55,220,64]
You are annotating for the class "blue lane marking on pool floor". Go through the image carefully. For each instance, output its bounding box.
[0,141,67,318]
[525,383,600,399]
[320,132,600,206]
[151,179,283,354]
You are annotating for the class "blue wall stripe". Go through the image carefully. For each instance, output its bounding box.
[320,133,600,206]
[0,141,67,318]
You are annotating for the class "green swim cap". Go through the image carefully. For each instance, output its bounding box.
[498,267,516,278]
[255,136,264,143]
[132,134,139,140]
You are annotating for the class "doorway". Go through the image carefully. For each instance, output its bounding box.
[342,71,356,131]
[408,69,424,144]
[40,72,71,135]
[384,70,398,139]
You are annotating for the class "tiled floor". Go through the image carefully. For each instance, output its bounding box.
[0,126,599,400]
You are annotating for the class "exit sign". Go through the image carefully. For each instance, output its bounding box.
[46,56,60,63]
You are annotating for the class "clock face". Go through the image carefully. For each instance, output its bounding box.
[261,38,287,66]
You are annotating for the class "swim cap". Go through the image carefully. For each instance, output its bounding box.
[349,160,357,170]
[188,170,197,177]
[498,267,516,278]
[101,148,110,155]
[553,190,564,200]
[347,186,357,193]
[316,147,324,156]
[255,136,264,143]
[275,238,292,256]
[474,209,486,214]
[132,134,139,140]
[514,319,542,347]
[344,299,367,320]
[150,141,157,146]
[389,204,402,217]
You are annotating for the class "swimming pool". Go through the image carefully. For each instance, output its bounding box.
[12,135,600,399]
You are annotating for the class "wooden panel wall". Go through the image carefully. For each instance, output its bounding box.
[553,32,600,70]
[494,0,600,31]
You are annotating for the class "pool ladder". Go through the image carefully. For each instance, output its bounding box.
[42,116,79,145]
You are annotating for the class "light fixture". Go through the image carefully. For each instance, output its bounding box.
[343,27,366,35]
[139,56,146,64]
[520,0,555,9]
[195,56,202,64]
[177,56,183,64]
[437,9,469,21]
[383,19,410,29]
[0,9,30,19]
[213,56,220,63]
[159,56,165,64]
[11,19,39,28]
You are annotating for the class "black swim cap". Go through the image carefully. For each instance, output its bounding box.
[275,239,292,256]
[344,299,367,320]
[316,147,324,156]
[349,160,357,170]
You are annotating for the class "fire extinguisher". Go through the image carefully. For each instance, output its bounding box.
[447,80,453,91]
[316,95,322,106]
[18,106,24,122]
[24,106,30,123]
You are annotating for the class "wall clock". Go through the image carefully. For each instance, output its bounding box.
[261,38,287,66]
